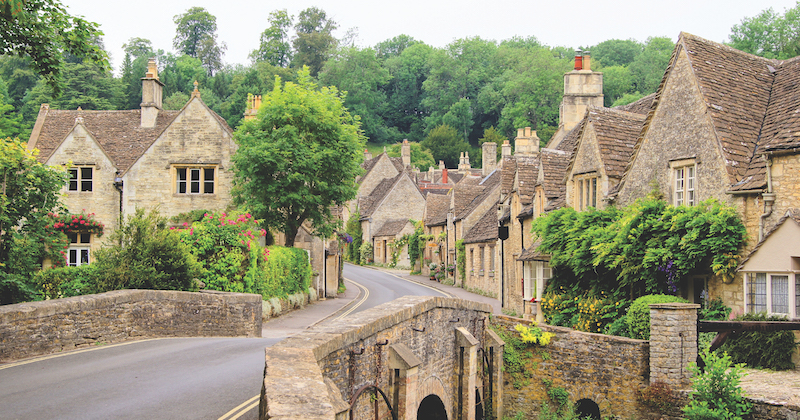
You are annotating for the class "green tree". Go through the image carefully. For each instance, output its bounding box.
[0,0,107,95]
[319,47,392,143]
[382,42,433,142]
[291,7,337,77]
[602,65,634,107]
[387,141,435,171]
[628,37,673,95]
[729,3,800,59]
[172,7,226,75]
[479,126,507,160]
[420,124,471,168]
[375,34,418,59]
[251,9,293,67]
[232,68,365,246]
[0,77,22,138]
[119,38,154,109]
[590,39,642,67]
[0,137,68,304]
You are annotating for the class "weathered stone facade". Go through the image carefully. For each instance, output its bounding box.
[0,289,262,362]
[260,296,503,420]
[649,303,699,389]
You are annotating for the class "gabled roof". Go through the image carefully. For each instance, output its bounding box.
[540,148,570,200]
[518,239,551,261]
[567,106,645,180]
[739,208,800,267]
[373,219,412,237]
[516,155,539,205]
[454,170,501,220]
[500,156,517,195]
[463,207,498,244]
[760,57,800,153]
[425,193,450,227]
[359,172,422,220]
[360,153,404,181]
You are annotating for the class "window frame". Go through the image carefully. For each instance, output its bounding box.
[67,166,94,192]
[745,272,798,318]
[573,173,598,211]
[67,232,92,266]
[670,159,697,207]
[174,165,217,195]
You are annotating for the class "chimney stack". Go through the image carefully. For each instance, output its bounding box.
[401,139,411,168]
[364,148,372,161]
[482,141,497,176]
[442,168,449,184]
[514,127,540,156]
[140,58,164,128]
[244,94,262,121]
[502,140,512,158]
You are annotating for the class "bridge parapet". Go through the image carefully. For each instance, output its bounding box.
[259,296,502,420]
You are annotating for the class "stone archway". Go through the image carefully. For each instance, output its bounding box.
[418,394,448,420]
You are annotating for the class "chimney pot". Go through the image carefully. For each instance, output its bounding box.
[574,50,583,71]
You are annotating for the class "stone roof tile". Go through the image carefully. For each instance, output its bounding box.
[425,193,450,227]
[463,208,498,244]
[373,219,411,237]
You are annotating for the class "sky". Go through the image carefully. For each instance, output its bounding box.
[63,0,798,74]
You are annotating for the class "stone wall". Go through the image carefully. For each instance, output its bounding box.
[260,296,502,420]
[0,289,261,362]
[492,315,651,419]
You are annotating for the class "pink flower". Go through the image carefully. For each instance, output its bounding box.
[183,222,189,227]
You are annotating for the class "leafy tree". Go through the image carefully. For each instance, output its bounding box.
[420,124,471,168]
[291,7,338,76]
[163,91,189,110]
[172,7,226,75]
[0,138,68,304]
[0,78,22,138]
[590,39,642,67]
[0,56,38,110]
[251,9,293,67]
[729,3,800,59]
[232,68,365,246]
[376,34,418,59]
[479,126,507,160]
[387,141,435,171]
[602,65,634,107]
[612,92,647,108]
[382,42,433,142]
[160,54,206,98]
[628,37,673,95]
[119,37,154,109]
[0,0,107,95]
[319,47,392,143]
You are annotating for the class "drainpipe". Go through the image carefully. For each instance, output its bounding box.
[113,174,124,226]
[758,158,775,242]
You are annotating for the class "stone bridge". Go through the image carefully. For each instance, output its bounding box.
[259,296,503,420]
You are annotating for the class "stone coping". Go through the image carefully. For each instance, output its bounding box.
[649,302,701,309]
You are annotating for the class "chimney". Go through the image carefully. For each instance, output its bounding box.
[502,140,512,158]
[244,94,262,121]
[582,51,591,71]
[574,50,583,71]
[458,152,471,174]
[439,160,445,170]
[514,127,540,156]
[364,148,372,161]
[442,168,449,184]
[401,139,411,168]
[482,141,497,176]
[140,58,163,128]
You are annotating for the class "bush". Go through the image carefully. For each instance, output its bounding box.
[541,285,629,333]
[638,381,676,413]
[35,264,100,299]
[700,297,732,321]
[260,246,312,297]
[683,349,751,420]
[627,294,688,340]
[93,208,202,292]
[719,312,798,370]
[359,241,373,265]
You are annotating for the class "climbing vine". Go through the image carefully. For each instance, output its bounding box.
[455,239,466,282]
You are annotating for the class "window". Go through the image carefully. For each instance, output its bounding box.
[575,175,597,210]
[176,167,215,194]
[67,233,91,266]
[524,261,552,301]
[68,166,93,192]
[746,272,798,318]
[673,162,696,206]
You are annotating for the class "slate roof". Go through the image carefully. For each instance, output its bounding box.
[540,148,570,201]
[500,156,517,195]
[760,57,800,153]
[425,193,450,227]
[462,208,498,244]
[360,153,404,182]
[518,239,551,261]
[516,155,539,205]
[31,107,180,173]
[739,208,800,267]
[569,107,645,180]
[373,219,411,237]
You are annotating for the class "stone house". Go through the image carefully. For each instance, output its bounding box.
[421,193,450,274]
[372,219,416,267]
[610,32,800,315]
[28,60,235,266]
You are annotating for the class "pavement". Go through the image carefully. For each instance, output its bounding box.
[261,264,502,339]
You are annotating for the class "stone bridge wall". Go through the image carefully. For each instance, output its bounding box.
[0,289,262,362]
[260,296,502,420]
[492,315,652,419]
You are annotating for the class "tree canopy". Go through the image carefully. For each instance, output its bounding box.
[232,68,365,246]
[729,3,800,59]
[291,7,338,76]
[421,124,472,168]
[250,9,293,67]
[172,7,226,75]
[0,0,107,95]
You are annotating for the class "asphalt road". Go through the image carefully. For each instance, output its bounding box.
[0,265,447,420]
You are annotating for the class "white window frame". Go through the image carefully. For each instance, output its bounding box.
[175,166,216,195]
[744,272,798,319]
[67,232,92,266]
[68,166,93,192]
[671,159,696,207]
[523,260,552,301]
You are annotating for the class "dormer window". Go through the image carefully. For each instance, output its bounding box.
[68,166,93,192]
[575,174,597,210]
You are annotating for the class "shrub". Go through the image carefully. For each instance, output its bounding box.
[627,294,688,340]
[261,246,312,297]
[35,264,101,299]
[700,296,732,321]
[92,208,202,292]
[719,312,798,370]
[541,285,629,333]
[683,349,751,420]
[638,381,676,413]
[359,241,373,264]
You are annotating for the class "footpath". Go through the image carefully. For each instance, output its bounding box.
[262,265,501,338]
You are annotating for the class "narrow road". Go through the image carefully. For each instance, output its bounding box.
[0,265,448,420]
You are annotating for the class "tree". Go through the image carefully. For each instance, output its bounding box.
[250,9,293,67]
[420,124,471,168]
[387,141,435,171]
[172,7,226,75]
[628,37,673,95]
[479,126,507,160]
[232,68,365,246]
[376,34,418,59]
[0,0,107,95]
[382,42,433,142]
[590,39,642,67]
[602,65,634,107]
[291,7,338,76]
[119,38,154,109]
[0,137,68,304]
[729,3,800,59]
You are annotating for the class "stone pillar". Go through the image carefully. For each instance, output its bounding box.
[649,302,700,389]
[455,327,478,420]
[485,329,505,420]
[389,344,422,420]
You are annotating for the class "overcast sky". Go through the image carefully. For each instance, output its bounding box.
[64,0,798,74]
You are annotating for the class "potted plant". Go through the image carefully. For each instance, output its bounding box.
[429,262,438,280]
